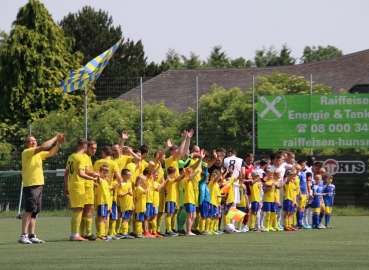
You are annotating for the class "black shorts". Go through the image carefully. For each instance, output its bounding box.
[23,185,43,213]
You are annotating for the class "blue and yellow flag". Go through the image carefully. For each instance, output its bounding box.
[55,38,123,93]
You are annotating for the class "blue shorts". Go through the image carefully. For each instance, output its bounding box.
[251,201,260,212]
[165,201,176,214]
[209,204,219,218]
[224,202,235,211]
[283,200,294,213]
[263,202,273,212]
[200,201,210,218]
[273,203,278,213]
[145,203,153,218]
[135,212,145,222]
[153,206,159,215]
[97,204,108,217]
[184,203,196,213]
[109,201,118,220]
[121,210,132,220]
[236,207,247,213]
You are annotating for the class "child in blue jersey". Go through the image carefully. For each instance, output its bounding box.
[311,174,326,229]
[323,174,335,228]
[296,161,308,229]
[198,167,210,235]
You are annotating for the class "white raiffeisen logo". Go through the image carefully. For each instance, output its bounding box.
[259,95,287,121]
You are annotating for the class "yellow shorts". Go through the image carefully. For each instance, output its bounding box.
[194,189,199,207]
[84,186,94,205]
[69,190,85,208]
[312,208,321,214]
[325,206,332,214]
[298,195,307,208]
[158,192,165,213]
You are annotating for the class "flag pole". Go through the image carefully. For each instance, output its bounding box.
[62,81,94,133]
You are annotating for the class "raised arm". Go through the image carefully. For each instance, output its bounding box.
[182,129,194,157]
[207,150,218,168]
[173,130,188,160]
[120,130,129,147]
[44,133,66,158]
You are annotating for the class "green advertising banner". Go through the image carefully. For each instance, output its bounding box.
[258,94,369,149]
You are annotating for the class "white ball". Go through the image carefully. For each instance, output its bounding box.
[224,223,236,234]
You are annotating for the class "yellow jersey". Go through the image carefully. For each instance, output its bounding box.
[189,158,202,190]
[135,186,147,213]
[237,186,247,208]
[144,177,154,203]
[165,155,180,177]
[112,155,133,172]
[152,181,160,207]
[250,181,261,203]
[284,181,296,201]
[97,179,110,206]
[116,181,133,212]
[21,148,48,187]
[263,180,275,203]
[66,153,86,193]
[225,178,238,205]
[182,177,195,205]
[165,177,178,203]
[82,153,94,189]
[209,181,220,206]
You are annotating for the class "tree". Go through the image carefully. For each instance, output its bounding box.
[182,52,203,69]
[0,0,83,126]
[300,45,343,63]
[0,29,8,48]
[206,45,230,68]
[59,6,147,78]
[230,57,253,68]
[254,44,295,67]
[181,85,253,153]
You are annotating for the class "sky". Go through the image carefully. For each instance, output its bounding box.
[0,0,368,64]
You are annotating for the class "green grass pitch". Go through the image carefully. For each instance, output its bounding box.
[0,216,368,270]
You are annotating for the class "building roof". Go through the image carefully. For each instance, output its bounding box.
[117,49,369,113]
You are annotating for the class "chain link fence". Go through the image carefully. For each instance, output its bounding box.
[1,75,368,213]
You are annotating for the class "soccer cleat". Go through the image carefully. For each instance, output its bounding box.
[153,233,163,238]
[18,234,32,244]
[326,225,333,229]
[84,234,96,241]
[274,227,283,231]
[112,236,121,240]
[297,225,304,230]
[143,232,156,238]
[284,226,292,231]
[215,230,224,234]
[269,227,277,232]
[116,233,124,238]
[278,225,284,230]
[135,234,147,238]
[70,235,88,241]
[185,232,196,236]
[317,224,325,229]
[105,236,113,241]
[212,230,220,235]
[319,223,326,229]
[206,230,214,235]
[238,228,247,233]
[29,234,45,244]
[123,234,135,239]
[243,225,249,232]
[200,231,209,236]
[290,226,298,231]
[166,231,178,237]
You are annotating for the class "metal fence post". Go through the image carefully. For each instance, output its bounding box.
[252,75,255,156]
[140,77,143,145]
[85,86,88,139]
[196,76,199,145]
